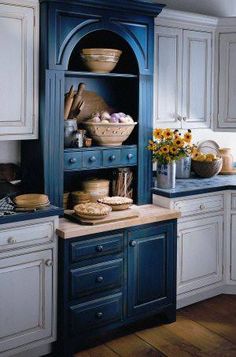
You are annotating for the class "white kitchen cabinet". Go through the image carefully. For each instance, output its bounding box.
[0,0,38,140]
[177,215,223,294]
[154,26,182,128]
[231,214,236,281]
[217,33,236,129]
[0,250,53,354]
[154,12,214,129]
[0,216,58,357]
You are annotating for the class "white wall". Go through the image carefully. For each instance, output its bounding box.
[161,0,236,17]
[0,141,20,164]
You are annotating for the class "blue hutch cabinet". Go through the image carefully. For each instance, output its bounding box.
[22,0,165,207]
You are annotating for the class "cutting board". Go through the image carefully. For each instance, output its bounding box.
[64,208,139,225]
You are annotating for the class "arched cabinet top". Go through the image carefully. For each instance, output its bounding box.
[41,0,164,74]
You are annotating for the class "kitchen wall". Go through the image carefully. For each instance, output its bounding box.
[0,141,20,164]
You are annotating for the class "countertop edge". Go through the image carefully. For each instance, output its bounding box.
[56,205,181,239]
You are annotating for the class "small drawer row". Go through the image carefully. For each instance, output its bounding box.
[64,147,137,171]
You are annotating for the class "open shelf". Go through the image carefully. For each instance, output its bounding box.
[65,71,138,79]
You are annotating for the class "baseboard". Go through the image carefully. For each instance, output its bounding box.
[6,343,52,357]
[177,284,224,308]
[223,285,236,294]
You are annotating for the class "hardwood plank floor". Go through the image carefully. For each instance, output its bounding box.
[74,294,236,357]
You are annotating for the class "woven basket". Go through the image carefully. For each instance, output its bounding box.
[192,158,223,178]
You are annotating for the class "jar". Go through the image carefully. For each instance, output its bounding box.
[219,148,233,172]
[82,179,109,202]
[64,119,78,147]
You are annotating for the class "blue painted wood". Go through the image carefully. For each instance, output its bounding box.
[70,258,123,299]
[33,0,164,207]
[127,222,176,316]
[57,220,177,355]
[70,292,123,333]
[70,233,124,263]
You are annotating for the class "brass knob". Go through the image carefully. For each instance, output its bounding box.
[127,153,133,160]
[89,156,96,162]
[129,240,137,247]
[96,245,103,252]
[110,155,116,161]
[96,276,104,283]
[69,158,77,164]
[200,204,206,210]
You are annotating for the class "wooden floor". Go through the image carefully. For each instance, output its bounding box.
[74,294,236,357]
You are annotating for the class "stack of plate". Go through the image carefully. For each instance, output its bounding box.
[14,194,50,210]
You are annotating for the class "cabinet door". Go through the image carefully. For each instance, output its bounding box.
[218,33,236,129]
[177,215,223,295]
[154,26,182,128]
[127,222,176,317]
[231,214,236,281]
[0,250,53,353]
[182,30,212,129]
[0,2,38,140]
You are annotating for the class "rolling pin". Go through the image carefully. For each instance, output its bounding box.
[64,85,74,120]
[69,82,85,118]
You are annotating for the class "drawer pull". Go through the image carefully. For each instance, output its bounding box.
[8,237,16,244]
[200,204,206,210]
[96,276,104,283]
[69,157,77,164]
[96,311,103,319]
[127,153,133,160]
[89,156,96,162]
[96,245,103,253]
[45,259,53,267]
[109,155,116,161]
[129,240,137,247]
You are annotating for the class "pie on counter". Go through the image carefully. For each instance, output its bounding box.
[97,196,133,210]
[74,202,112,220]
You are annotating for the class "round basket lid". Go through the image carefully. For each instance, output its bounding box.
[197,140,220,156]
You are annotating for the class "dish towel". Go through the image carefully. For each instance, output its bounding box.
[0,196,15,213]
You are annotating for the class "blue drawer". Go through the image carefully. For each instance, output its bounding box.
[70,233,123,263]
[64,151,82,170]
[70,259,123,299]
[121,148,137,165]
[82,150,101,169]
[103,149,121,167]
[70,293,122,332]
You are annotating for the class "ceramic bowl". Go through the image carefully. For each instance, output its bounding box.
[84,122,137,147]
[80,48,122,73]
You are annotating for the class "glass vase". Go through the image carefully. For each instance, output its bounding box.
[156,162,176,189]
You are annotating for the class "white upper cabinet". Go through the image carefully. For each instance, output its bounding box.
[0,1,38,140]
[154,11,215,129]
[182,30,212,128]
[217,33,236,129]
[155,26,182,128]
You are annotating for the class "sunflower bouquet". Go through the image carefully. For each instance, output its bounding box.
[147,128,193,164]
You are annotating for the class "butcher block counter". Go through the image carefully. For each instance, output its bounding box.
[56,204,181,239]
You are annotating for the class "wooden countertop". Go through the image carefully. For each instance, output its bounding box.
[56,204,181,239]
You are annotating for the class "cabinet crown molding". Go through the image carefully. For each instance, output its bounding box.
[156,8,218,29]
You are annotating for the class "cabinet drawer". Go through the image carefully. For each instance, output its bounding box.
[64,151,82,170]
[0,222,54,251]
[70,233,123,263]
[83,150,102,169]
[70,293,122,332]
[174,194,224,217]
[103,149,121,167]
[70,259,123,299]
[121,148,137,165]
[231,194,236,210]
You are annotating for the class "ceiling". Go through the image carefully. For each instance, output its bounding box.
[160,0,236,17]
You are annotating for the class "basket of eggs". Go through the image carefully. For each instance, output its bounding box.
[192,150,222,178]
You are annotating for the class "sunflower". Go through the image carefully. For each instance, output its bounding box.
[162,128,174,140]
[160,145,169,154]
[174,137,184,148]
[184,132,192,143]
[153,128,163,140]
[169,146,178,155]
[192,151,201,160]
[165,155,172,163]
